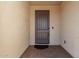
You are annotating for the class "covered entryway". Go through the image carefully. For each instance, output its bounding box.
[0,1,79,58]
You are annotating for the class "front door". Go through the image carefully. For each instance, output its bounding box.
[35,10,50,44]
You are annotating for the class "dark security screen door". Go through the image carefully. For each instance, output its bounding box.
[35,10,50,44]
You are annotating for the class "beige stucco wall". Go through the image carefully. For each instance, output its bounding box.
[61,1,79,58]
[0,2,30,57]
[30,6,60,45]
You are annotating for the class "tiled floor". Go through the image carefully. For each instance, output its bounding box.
[21,45,73,58]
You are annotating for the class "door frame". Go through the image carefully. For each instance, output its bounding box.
[35,10,50,45]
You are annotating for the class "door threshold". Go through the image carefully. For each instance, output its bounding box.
[35,44,49,45]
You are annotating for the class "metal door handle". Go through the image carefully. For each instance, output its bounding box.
[52,27,54,29]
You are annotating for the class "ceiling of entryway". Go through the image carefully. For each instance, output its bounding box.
[29,1,62,6]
